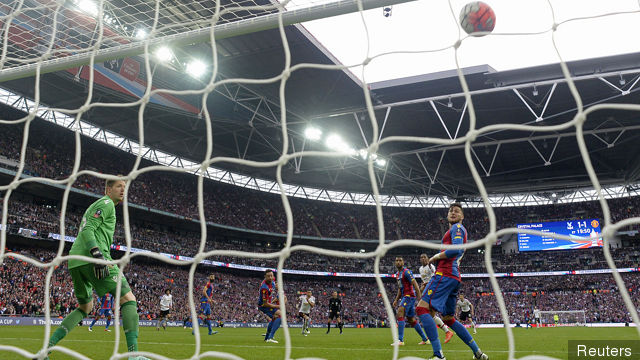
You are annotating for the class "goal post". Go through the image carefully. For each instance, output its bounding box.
[0,0,417,82]
[539,310,587,327]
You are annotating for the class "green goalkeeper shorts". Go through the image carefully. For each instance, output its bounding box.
[69,264,132,305]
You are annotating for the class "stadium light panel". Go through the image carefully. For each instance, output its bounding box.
[375,158,387,167]
[325,134,354,155]
[135,29,147,39]
[304,127,322,141]
[76,0,98,17]
[155,47,173,62]
[359,149,368,159]
[186,60,207,78]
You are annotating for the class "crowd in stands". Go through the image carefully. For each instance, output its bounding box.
[3,119,640,244]
[3,195,640,275]
[1,245,639,326]
[4,188,640,274]
[2,114,640,327]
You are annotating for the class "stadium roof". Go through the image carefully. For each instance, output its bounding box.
[2,1,640,204]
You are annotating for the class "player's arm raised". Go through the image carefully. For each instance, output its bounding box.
[308,295,315,308]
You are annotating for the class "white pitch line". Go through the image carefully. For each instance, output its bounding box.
[0,338,568,354]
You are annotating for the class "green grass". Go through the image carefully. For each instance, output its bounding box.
[0,325,637,359]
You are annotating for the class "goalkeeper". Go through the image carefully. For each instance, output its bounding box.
[47,179,148,360]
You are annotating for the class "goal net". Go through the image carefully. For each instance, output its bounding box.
[538,311,587,327]
[1,0,640,359]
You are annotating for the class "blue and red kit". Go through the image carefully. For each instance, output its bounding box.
[422,223,467,315]
[200,281,214,316]
[396,267,417,318]
[258,280,278,318]
[97,294,113,316]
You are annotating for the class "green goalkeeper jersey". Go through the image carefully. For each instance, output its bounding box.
[68,195,116,269]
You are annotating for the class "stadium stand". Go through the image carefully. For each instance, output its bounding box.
[2,245,638,325]
[2,115,640,328]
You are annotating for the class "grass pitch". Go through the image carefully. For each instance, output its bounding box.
[0,325,637,359]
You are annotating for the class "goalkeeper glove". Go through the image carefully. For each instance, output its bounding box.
[90,247,110,280]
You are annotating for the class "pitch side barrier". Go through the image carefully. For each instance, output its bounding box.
[0,317,357,329]
[17,231,631,278]
[0,317,633,329]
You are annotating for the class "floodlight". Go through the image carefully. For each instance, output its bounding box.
[186,60,206,78]
[551,192,557,198]
[325,134,347,152]
[532,84,538,97]
[375,158,387,167]
[77,0,98,17]
[155,47,173,62]
[134,28,147,39]
[304,127,322,141]
[359,149,368,159]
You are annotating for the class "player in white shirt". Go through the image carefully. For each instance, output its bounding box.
[298,290,315,336]
[419,254,454,343]
[533,308,541,328]
[456,293,477,334]
[157,289,173,331]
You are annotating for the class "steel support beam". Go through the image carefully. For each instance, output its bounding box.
[312,67,640,119]
[391,124,640,157]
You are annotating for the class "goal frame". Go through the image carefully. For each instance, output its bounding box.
[538,310,587,327]
[0,0,417,82]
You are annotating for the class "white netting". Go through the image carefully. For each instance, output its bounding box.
[538,311,586,327]
[1,0,640,359]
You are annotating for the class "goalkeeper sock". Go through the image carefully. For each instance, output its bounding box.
[89,317,98,329]
[269,317,281,339]
[121,301,139,353]
[449,320,480,354]
[327,322,331,332]
[48,308,87,347]
[105,317,111,330]
[397,318,406,342]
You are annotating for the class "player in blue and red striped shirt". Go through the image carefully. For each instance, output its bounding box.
[196,274,218,335]
[416,203,488,360]
[258,269,283,343]
[89,293,113,332]
[391,256,429,346]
